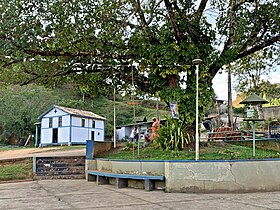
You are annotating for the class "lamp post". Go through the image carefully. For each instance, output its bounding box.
[113,86,116,148]
[192,59,202,160]
[239,93,268,157]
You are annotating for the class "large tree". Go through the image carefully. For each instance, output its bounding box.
[0,0,279,136]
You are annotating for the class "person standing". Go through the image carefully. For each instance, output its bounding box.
[130,127,136,142]
[135,126,139,142]
[149,117,160,141]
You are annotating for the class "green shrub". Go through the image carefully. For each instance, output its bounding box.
[233,107,245,115]
[124,141,138,150]
[156,117,193,151]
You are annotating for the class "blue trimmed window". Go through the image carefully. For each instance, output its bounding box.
[49,118,53,128]
[58,117,62,127]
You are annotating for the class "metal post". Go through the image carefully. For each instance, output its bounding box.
[192,59,202,161]
[253,121,256,157]
[113,87,116,148]
[138,138,140,157]
[195,64,199,160]
[86,140,94,160]
[35,124,38,147]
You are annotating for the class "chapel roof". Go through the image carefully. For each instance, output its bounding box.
[38,105,106,120]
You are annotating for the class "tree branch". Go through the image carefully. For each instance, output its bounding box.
[172,1,212,49]
[223,0,238,51]
[20,75,40,86]
[163,0,184,43]
[196,0,208,20]
[134,0,148,27]
[23,49,132,60]
[232,0,255,11]
[237,35,280,59]
[0,34,12,42]
[2,58,26,68]
[239,23,265,52]
[146,0,163,25]
[23,49,93,57]
[131,0,161,44]
[209,35,280,78]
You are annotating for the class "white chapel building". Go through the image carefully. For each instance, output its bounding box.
[38,105,106,146]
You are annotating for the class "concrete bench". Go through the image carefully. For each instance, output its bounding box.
[85,170,164,191]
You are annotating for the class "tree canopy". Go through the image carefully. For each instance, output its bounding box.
[0,0,279,132]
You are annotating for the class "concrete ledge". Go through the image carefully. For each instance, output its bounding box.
[164,159,280,193]
[86,158,280,193]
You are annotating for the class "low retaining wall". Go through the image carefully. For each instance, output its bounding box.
[94,141,114,156]
[263,106,280,120]
[165,159,280,193]
[86,158,280,193]
[34,156,85,179]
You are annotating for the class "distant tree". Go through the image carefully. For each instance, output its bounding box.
[0,85,59,144]
[232,52,279,97]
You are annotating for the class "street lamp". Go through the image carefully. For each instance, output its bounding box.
[192,58,202,160]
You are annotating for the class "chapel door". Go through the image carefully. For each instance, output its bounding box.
[91,131,95,141]
[53,128,58,143]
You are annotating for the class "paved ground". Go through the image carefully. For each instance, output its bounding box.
[1,180,280,210]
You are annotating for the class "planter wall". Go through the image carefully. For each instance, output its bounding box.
[86,158,280,193]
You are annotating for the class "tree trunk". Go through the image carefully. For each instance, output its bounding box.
[184,125,196,149]
[167,74,179,89]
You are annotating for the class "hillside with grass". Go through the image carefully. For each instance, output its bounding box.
[0,85,169,145]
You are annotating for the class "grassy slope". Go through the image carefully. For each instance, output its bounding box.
[0,158,33,181]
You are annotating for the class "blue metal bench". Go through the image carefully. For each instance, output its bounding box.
[85,170,165,191]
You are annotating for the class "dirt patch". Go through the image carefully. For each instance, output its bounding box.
[0,147,85,160]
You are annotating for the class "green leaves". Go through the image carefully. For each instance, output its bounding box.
[231,51,279,97]
[0,85,58,143]
[156,117,193,151]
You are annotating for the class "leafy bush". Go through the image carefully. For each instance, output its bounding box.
[123,141,138,150]
[156,117,193,151]
[268,98,280,106]
[233,107,245,115]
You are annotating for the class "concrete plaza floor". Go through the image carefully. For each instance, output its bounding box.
[0,179,280,210]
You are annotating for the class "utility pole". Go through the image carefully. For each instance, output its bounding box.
[228,66,233,127]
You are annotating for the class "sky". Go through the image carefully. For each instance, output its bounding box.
[212,67,280,101]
